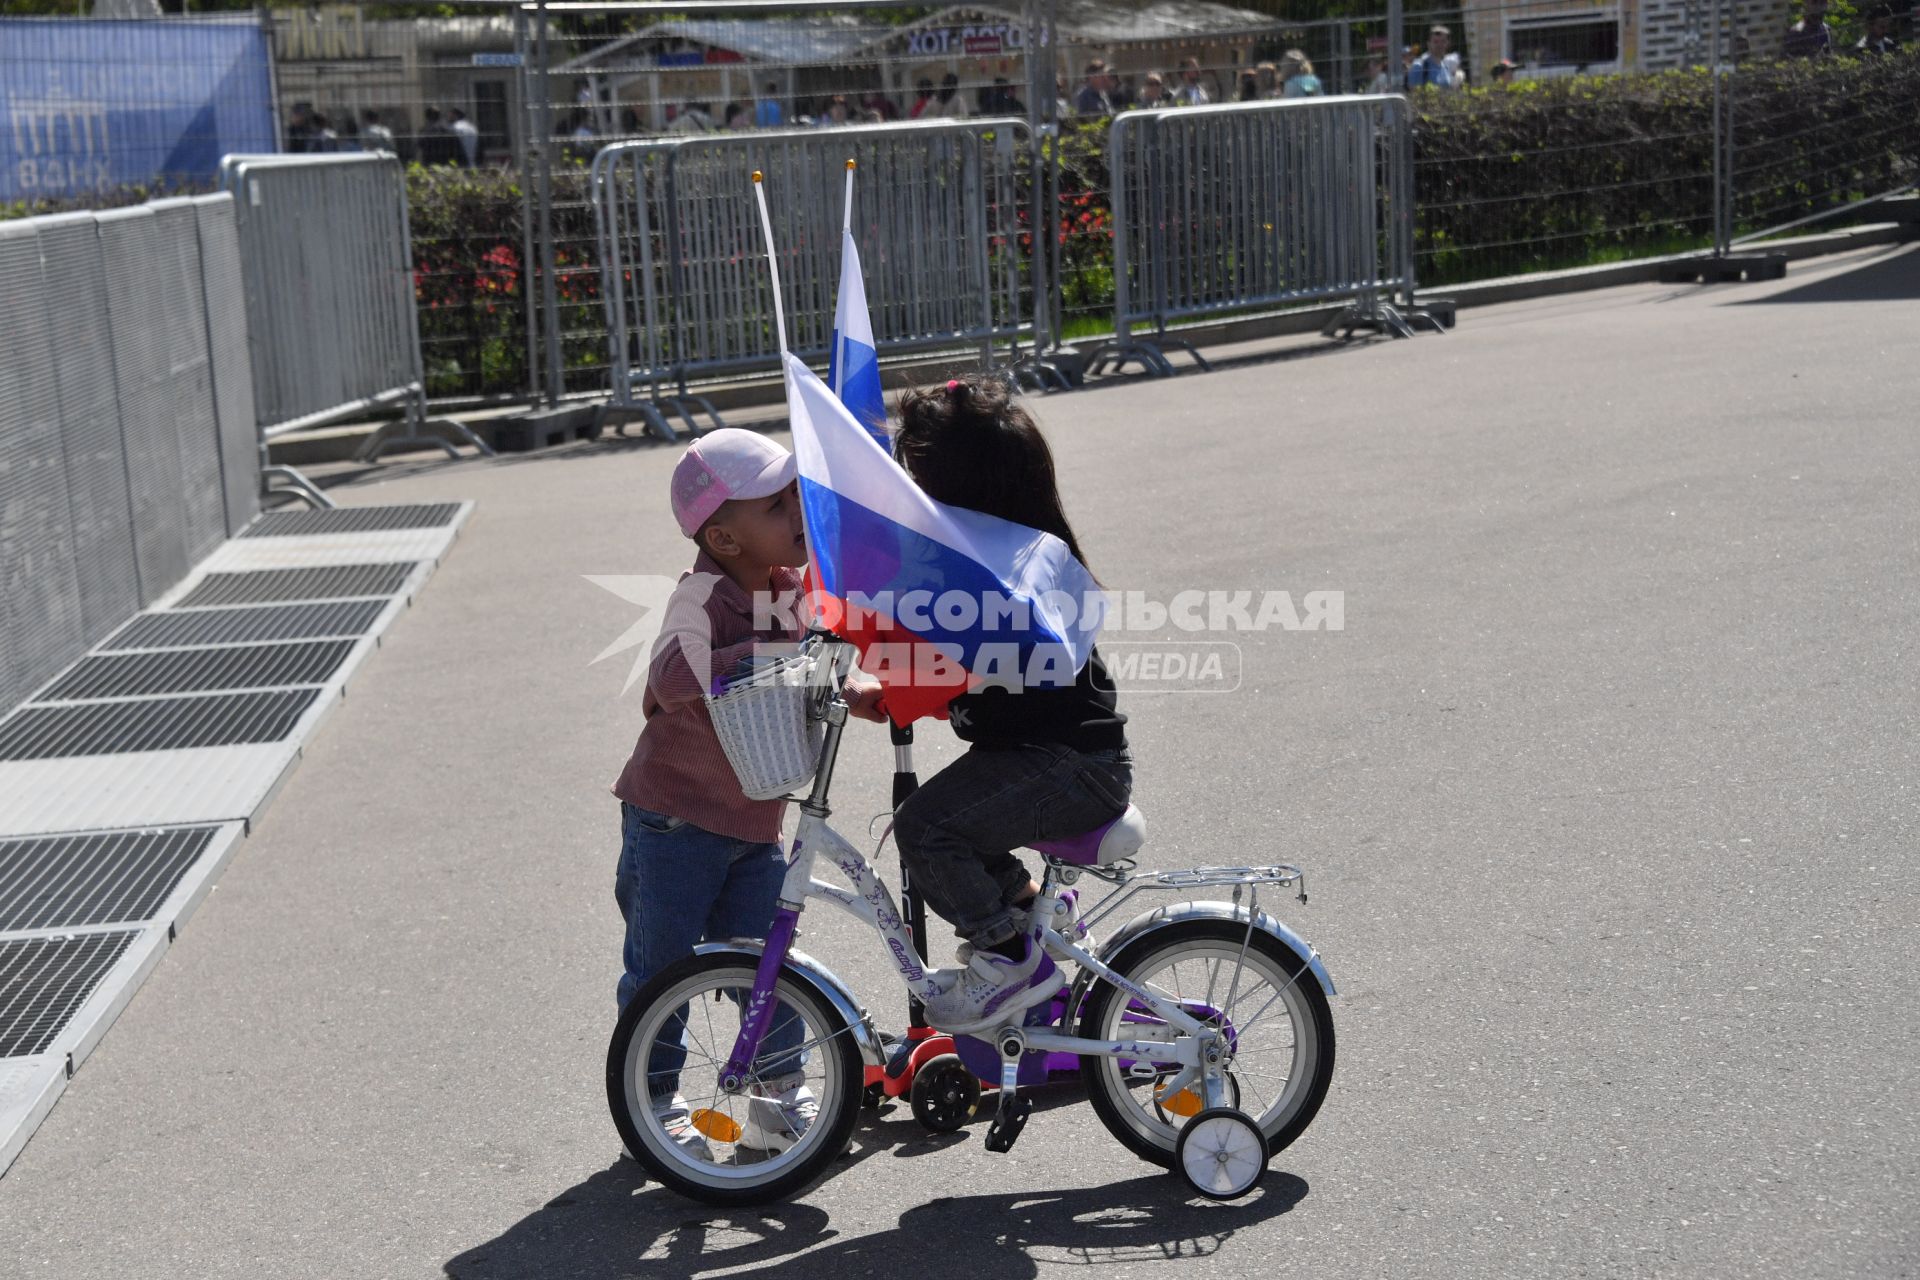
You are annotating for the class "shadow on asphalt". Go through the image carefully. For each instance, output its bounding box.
[303,325,1400,494]
[444,1102,1309,1279]
[1732,243,1920,305]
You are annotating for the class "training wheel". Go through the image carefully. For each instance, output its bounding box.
[1174,1107,1268,1201]
[1152,1072,1239,1125]
[909,1053,980,1133]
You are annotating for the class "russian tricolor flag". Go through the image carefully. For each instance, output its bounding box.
[827,225,890,454]
[784,353,1103,726]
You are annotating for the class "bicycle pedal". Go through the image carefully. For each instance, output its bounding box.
[983,1096,1033,1154]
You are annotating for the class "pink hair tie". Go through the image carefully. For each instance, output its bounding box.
[946,379,962,393]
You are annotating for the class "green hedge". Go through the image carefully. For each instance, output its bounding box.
[406,165,530,400]
[1413,52,1920,283]
[406,165,611,400]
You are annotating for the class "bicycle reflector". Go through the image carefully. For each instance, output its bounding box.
[691,1109,744,1142]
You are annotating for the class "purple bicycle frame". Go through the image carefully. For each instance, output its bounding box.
[719,906,801,1086]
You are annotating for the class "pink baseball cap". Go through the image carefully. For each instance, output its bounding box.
[669,428,798,539]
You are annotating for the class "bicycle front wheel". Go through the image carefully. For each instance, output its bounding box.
[1078,919,1334,1168]
[607,952,863,1205]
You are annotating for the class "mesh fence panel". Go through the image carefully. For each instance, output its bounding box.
[35,213,143,642]
[220,154,425,436]
[98,206,189,607]
[150,199,228,565]
[192,195,263,537]
[0,222,85,713]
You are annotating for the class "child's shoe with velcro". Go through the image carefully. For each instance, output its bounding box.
[923,933,1065,1034]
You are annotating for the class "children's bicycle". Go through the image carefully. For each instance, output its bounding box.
[607,633,1336,1205]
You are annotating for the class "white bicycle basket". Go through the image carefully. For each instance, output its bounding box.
[704,648,826,800]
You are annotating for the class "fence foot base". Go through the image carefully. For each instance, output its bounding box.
[1657,253,1788,284]
[1082,337,1207,379]
[1009,353,1077,392]
[439,418,499,459]
[598,401,684,444]
[358,417,497,464]
[494,405,602,453]
[667,396,725,437]
[1323,301,1434,341]
[262,465,336,511]
[1153,338,1212,372]
[1406,299,1457,332]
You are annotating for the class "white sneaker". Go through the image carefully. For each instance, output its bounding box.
[922,935,1065,1034]
[736,1071,819,1153]
[653,1093,716,1163]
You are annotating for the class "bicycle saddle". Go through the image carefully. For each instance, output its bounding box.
[1029,804,1147,867]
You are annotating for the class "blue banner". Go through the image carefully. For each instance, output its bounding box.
[1,18,276,202]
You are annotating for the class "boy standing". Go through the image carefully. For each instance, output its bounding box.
[612,430,876,1159]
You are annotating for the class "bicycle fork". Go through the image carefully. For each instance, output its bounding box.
[719,906,801,1092]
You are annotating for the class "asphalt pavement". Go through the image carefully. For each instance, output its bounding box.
[1,243,1915,1279]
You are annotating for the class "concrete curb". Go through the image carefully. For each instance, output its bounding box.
[1430,218,1913,309]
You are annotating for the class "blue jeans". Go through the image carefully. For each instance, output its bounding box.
[613,803,804,1097]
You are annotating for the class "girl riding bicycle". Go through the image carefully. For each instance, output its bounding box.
[890,375,1133,1032]
[608,374,1335,1205]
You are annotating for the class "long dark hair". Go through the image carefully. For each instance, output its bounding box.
[894,373,1094,573]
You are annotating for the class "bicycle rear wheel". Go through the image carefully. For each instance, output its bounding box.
[608,952,862,1205]
[1078,919,1334,1168]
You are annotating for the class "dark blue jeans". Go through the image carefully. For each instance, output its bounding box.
[614,803,804,1097]
[893,744,1132,947]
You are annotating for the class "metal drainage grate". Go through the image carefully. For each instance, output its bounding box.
[0,689,319,761]
[41,641,355,702]
[0,828,219,932]
[175,562,416,609]
[240,504,462,538]
[101,600,387,651]
[0,931,140,1059]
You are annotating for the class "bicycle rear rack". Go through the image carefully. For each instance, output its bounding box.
[1071,864,1308,936]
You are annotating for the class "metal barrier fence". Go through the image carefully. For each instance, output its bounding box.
[217,153,491,503]
[591,117,1033,440]
[1092,94,1431,377]
[0,195,259,714]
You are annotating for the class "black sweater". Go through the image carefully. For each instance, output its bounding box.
[946,646,1128,753]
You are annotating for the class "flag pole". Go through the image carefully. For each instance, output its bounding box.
[842,157,855,236]
[835,158,855,401]
[751,170,788,356]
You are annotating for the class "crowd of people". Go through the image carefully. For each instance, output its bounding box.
[610,53,1331,141]
[600,73,1029,142]
[294,9,1915,160]
[284,101,483,165]
[1059,34,1515,110]
[1067,51,1331,114]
